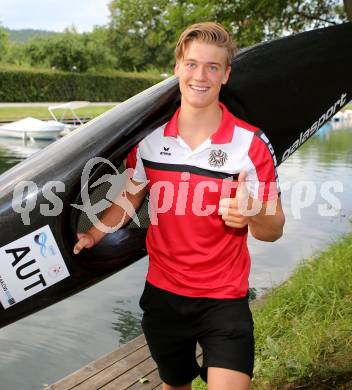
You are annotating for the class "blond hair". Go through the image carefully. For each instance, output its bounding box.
[175,22,236,66]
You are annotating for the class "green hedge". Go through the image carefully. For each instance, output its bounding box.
[0,68,162,102]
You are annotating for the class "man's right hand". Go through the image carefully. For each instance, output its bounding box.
[73,232,96,255]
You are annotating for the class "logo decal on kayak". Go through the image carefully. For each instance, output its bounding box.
[281,92,348,162]
[34,232,56,257]
[0,225,69,310]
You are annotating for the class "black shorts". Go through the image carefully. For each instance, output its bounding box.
[139,281,254,387]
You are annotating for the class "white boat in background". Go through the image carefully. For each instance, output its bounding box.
[0,117,65,140]
[48,101,90,137]
[330,108,352,130]
[343,109,352,121]
[48,101,89,126]
[0,101,90,140]
[331,109,352,123]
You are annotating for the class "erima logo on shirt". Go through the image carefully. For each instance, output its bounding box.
[160,147,171,156]
[208,149,228,168]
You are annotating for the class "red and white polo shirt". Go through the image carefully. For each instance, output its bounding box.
[127,102,279,299]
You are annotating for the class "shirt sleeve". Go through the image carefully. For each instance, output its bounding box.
[126,144,148,183]
[247,134,280,201]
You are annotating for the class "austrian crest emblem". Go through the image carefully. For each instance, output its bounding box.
[208,149,228,168]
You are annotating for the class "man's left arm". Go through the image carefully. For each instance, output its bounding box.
[247,197,285,242]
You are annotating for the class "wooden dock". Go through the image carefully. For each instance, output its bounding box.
[46,334,203,390]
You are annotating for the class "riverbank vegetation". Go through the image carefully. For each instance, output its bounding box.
[0,1,351,102]
[0,67,161,103]
[194,233,352,389]
[0,1,351,75]
[0,105,114,122]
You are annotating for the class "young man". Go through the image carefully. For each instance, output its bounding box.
[74,22,285,390]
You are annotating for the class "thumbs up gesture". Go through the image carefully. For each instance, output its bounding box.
[218,171,261,228]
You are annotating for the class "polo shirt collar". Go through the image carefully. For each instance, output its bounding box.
[163,102,235,144]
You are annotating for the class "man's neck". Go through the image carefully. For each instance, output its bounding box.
[178,100,222,138]
[177,100,223,151]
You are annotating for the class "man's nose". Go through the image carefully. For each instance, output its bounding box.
[194,65,207,81]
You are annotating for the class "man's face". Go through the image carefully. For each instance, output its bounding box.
[174,40,231,109]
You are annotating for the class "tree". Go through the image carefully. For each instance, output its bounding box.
[3,41,26,65]
[108,0,173,71]
[344,0,352,19]
[23,30,87,71]
[0,26,9,60]
[83,26,117,71]
[22,26,117,72]
[43,27,89,72]
[23,38,50,67]
[107,0,349,72]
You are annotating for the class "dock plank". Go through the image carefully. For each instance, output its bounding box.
[101,356,157,389]
[74,345,150,389]
[47,335,204,390]
[46,335,146,390]
[126,365,162,390]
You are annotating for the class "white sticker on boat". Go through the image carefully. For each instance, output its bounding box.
[0,225,70,309]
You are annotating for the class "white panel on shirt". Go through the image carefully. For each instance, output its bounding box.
[132,122,269,200]
[132,146,148,183]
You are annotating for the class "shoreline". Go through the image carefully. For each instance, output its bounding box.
[193,232,352,389]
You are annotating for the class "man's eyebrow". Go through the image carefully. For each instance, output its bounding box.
[184,58,222,66]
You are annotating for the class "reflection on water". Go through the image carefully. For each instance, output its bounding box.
[0,125,352,389]
[299,126,352,166]
[249,124,352,291]
[0,138,50,175]
[112,300,143,345]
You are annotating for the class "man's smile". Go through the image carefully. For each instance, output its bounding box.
[189,85,210,93]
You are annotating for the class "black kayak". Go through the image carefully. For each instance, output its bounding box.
[0,22,351,328]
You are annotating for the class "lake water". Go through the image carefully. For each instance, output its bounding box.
[0,124,352,389]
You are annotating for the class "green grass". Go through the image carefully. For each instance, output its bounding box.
[0,105,115,121]
[192,233,352,389]
[1,101,349,123]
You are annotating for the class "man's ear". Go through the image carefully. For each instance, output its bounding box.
[174,62,180,76]
[222,66,231,85]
